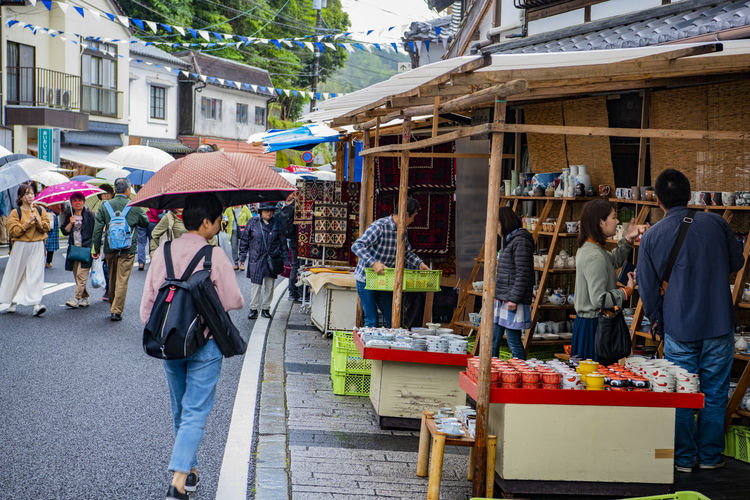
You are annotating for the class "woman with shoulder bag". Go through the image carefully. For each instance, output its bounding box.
[0,184,50,316]
[572,199,648,363]
[493,207,535,359]
[61,192,95,308]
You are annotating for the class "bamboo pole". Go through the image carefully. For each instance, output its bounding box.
[391,117,411,328]
[472,99,506,496]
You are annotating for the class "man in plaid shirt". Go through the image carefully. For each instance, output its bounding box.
[352,197,429,327]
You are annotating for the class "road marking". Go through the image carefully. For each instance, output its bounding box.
[43,282,76,296]
[216,279,287,500]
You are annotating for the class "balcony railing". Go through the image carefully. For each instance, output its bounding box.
[514,0,569,8]
[81,84,123,119]
[6,66,80,110]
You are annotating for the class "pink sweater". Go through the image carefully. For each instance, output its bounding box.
[140,232,245,326]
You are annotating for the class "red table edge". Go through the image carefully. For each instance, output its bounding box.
[353,332,471,366]
[459,372,705,409]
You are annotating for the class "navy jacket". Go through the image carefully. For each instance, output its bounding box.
[238,216,287,284]
[495,228,535,305]
[60,206,95,270]
[638,206,745,342]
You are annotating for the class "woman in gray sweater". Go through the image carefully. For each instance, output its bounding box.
[572,200,646,362]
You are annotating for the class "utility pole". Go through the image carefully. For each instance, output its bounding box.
[309,0,324,113]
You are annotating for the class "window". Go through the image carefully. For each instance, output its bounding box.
[7,42,35,105]
[254,106,266,126]
[236,103,248,124]
[150,85,166,120]
[81,41,118,117]
[201,97,222,120]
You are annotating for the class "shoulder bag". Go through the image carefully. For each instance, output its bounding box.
[594,291,632,365]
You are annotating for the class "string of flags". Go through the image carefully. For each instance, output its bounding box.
[20,0,451,50]
[5,19,342,101]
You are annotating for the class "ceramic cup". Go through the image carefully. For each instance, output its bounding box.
[566,221,579,233]
[630,186,640,200]
[623,188,632,199]
[713,192,723,206]
[640,186,649,200]
[615,187,623,199]
[599,184,611,198]
[644,189,655,202]
[536,322,547,334]
[723,192,736,206]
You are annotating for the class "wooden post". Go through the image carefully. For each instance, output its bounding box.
[335,141,346,181]
[432,96,440,138]
[467,447,474,480]
[514,108,523,172]
[356,129,374,327]
[391,117,411,328]
[427,433,446,500]
[472,99,506,496]
[637,90,650,186]
[486,435,498,497]
[416,411,432,477]
[348,136,356,182]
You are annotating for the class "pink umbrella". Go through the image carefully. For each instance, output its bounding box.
[33,180,105,207]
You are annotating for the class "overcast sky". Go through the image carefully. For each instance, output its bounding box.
[339,0,438,40]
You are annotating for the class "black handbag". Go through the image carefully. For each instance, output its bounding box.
[68,244,92,263]
[594,291,632,365]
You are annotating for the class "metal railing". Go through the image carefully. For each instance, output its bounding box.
[81,84,123,118]
[6,66,81,110]
[513,0,570,8]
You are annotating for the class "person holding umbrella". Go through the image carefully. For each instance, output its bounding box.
[0,184,50,316]
[61,192,96,308]
[239,202,287,319]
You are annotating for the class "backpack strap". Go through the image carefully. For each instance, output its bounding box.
[121,206,131,219]
[164,241,176,280]
[179,245,214,281]
[659,209,695,296]
[201,244,213,271]
[104,201,115,218]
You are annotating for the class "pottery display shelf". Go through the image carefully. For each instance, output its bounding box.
[459,372,704,498]
[353,332,470,430]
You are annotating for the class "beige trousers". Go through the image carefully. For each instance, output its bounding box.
[105,253,135,315]
[0,215,7,244]
[250,277,275,311]
[71,261,90,300]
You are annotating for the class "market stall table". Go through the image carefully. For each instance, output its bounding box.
[302,269,357,336]
[459,373,705,497]
[354,331,471,429]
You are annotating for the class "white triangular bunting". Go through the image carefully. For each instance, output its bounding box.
[224,34,233,40]
[304,42,314,52]
[88,8,100,20]
[181,70,189,77]
[199,75,207,82]
[146,20,158,33]
[29,0,36,5]
[163,66,171,72]
[217,78,225,85]
[174,26,185,36]
[283,89,291,97]
[342,43,353,53]
[282,40,292,47]
[57,2,68,14]
[117,15,129,27]
[251,84,258,92]
[198,30,210,41]
[323,42,336,50]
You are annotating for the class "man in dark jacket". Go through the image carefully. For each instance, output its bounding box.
[92,178,149,321]
[276,193,301,301]
[239,202,287,319]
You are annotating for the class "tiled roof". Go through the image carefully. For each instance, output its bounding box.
[485,0,750,54]
[131,39,191,68]
[174,51,273,92]
[403,15,455,42]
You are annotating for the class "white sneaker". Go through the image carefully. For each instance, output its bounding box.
[65,298,80,309]
[5,303,16,313]
[79,298,90,308]
[33,304,46,317]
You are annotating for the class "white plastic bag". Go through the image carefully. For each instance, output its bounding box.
[90,255,105,289]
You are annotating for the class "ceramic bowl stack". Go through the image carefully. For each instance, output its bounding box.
[411,327,436,336]
[447,338,468,354]
[426,336,449,353]
[410,337,428,351]
[623,357,700,393]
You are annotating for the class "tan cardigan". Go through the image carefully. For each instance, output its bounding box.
[7,206,51,242]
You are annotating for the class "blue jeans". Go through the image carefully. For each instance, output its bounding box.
[137,223,155,265]
[356,280,392,327]
[663,333,733,467]
[163,339,223,473]
[492,324,525,359]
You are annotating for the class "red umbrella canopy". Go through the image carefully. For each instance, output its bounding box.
[128,152,296,209]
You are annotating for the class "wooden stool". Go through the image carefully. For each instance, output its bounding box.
[416,410,497,499]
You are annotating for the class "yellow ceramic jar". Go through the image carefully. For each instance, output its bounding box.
[585,373,605,390]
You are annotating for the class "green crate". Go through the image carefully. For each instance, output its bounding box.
[618,492,711,500]
[331,371,370,396]
[364,267,442,292]
[331,331,372,375]
[724,425,740,458]
[734,425,750,463]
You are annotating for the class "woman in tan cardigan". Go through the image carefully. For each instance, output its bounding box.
[0,184,50,316]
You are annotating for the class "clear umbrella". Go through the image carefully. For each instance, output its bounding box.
[0,157,58,192]
[97,167,131,183]
[32,171,69,186]
[106,145,174,172]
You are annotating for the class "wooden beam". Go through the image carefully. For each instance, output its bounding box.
[514,108,522,172]
[440,80,528,113]
[500,123,749,141]
[473,98,506,497]
[374,152,494,159]
[446,0,494,59]
[391,118,411,328]
[432,96,440,138]
[637,90,650,186]
[362,124,493,156]
[623,42,722,64]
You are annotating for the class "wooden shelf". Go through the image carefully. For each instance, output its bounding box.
[500,195,590,201]
[738,302,750,309]
[521,338,571,346]
[454,321,479,330]
[536,231,578,237]
[633,330,658,340]
[538,303,575,309]
[609,197,750,211]
[534,267,576,273]
[467,290,483,297]
[606,238,640,247]
[736,409,750,418]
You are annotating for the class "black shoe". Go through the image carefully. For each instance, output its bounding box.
[138,263,145,271]
[261,310,273,319]
[165,485,189,500]
[184,472,200,492]
[248,309,258,320]
[110,313,122,321]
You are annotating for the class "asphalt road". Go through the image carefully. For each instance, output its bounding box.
[0,248,260,500]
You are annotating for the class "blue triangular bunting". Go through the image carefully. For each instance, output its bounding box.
[161,23,173,33]
[41,0,52,10]
[188,28,198,39]
[435,27,442,36]
[104,12,116,22]
[211,31,223,41]
[276,89,283,95]
[391,42,398,52]
[353,43,364,51]
[424,40,430,52]
[271,39,282,49]
[74,6,85,17]
[131,18,145,30]
[314,42,324,53]
[7,20,19,27]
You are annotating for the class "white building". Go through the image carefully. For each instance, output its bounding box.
[1,0,131,168]
[174,51,274,160]
[128,40,193,156]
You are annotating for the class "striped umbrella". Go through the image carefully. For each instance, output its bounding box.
[129,152,296,209]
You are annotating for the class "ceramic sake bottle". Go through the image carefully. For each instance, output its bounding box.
[578,165,592,189]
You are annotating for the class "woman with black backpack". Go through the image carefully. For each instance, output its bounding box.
[140,193,244,500]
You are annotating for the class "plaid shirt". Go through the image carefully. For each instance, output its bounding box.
[352,215,422,282]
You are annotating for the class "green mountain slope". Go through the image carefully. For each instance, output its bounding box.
[319,50,410,94]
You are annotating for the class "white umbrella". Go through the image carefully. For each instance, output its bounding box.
[277,172,301,187]
[97,167,131,183]
[32,171,69,186]
[106,145,174,172]
[313,170,336,181]
[0,145,13,157]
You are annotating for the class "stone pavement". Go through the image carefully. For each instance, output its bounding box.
[254,301,474,500]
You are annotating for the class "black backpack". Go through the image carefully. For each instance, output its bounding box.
[143,242,212,360]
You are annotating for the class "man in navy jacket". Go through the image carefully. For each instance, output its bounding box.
[638,169,745,472]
